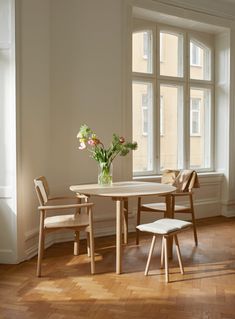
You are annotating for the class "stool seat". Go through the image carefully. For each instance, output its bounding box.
[136,218,192,235]
[136,218,192,282]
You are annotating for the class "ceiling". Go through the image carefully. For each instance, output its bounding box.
[133,6,229,34]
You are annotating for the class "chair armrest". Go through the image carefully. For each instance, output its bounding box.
[48,196,78,201]
[38,202,94,210]
[76,194,89,199]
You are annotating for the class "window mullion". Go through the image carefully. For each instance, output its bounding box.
[184,32,190,169]
[190,79,214,87]
[133,72,155,80]
[155,25,160,173]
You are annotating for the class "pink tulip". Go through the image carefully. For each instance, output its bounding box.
[88,139,95,145]
[88,138,100,146]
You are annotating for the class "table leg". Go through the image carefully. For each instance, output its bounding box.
[165,194,173,259]
[123,199,128,244]
[116,199,123,274]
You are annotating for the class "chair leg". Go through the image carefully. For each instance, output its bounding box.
[136,197,141,245]
[123,200,128,245]
[74,231,80,255]
[189,193,198,246]
[191,210,198,246]
[160,237,164,268]
[174,235,184,274]
[37,213,45,277]
[145,235,157,276]
[89,230,95,275]
[164,236,169,283]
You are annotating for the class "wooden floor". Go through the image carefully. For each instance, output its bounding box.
[1,216,235,319]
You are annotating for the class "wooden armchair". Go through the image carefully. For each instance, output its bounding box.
[136,170,200,246]
[34,176,95,277]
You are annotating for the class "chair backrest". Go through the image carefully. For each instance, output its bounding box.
[161,169,200,192]
[161,170,180,185]
[173,170,200,192]
[34,176,50,206]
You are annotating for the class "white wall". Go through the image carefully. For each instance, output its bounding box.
[17,0,51,259]
[49,0,124,187]
[1,0,235,263]
[17,0,127,261]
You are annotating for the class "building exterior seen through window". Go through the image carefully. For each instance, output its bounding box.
[132,24,213,175]
[190,42,201,66]
[190,98,201,136]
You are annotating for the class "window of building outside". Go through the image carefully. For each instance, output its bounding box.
[132,22,213,175]
[190,42,201,66]
[142,93,148,135]
[190,98,201,135]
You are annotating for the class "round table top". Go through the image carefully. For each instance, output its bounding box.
[70,181,176,198]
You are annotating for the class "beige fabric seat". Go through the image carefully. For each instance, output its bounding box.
[44,213,90,228]
[137,218,192,282]
[34,176,95,277]
[136,170,200,246]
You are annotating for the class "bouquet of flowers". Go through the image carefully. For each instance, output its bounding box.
[77,124,138,185]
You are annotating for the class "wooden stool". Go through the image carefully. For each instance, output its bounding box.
[136,218,192,282]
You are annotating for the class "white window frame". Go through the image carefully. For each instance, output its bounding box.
[132,19,214,176]
[160,32,164,63]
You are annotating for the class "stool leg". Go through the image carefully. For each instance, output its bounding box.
[87,232,91,257]
[145,235,157,276]
[164,236,169,283]
[160,237,164,269]
[136,197,141,245]
[74,231,80,255]
[174,235,184,274]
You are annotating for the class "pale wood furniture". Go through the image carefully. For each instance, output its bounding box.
[70,181,176,274]
[137,218,192,282]
[34,176,95,277]
[136,170,199,246]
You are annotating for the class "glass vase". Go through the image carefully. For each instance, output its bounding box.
[98,162,113,186]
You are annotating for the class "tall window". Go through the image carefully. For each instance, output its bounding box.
[0,0,15,191]
[132,22,213,175]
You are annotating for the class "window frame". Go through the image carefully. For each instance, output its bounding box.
[132,20,214,176]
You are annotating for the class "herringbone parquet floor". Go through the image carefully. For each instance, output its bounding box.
[0,216,235,319]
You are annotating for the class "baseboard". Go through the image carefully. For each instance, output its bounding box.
[0,249,16,263]
[221,200,235,217]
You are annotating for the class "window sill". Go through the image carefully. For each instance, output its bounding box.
[133,171,224,183]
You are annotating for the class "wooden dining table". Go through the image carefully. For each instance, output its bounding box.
[70,181,176,274]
